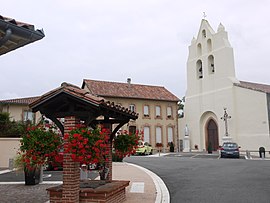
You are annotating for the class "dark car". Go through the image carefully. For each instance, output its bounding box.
[220,142,240,158]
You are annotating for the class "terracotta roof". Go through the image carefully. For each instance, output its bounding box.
[82,79,180,102]
[0,96,40,105]
[234,81,270,94]
[0,15,45,55]
[30,82,138,118]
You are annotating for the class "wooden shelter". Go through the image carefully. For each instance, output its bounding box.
[30,82,138,203]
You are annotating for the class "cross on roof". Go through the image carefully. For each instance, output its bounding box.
[203,12,207,19]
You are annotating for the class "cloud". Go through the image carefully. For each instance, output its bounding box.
[1,0,270,100]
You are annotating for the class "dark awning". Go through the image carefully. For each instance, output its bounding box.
[0,15,45,56]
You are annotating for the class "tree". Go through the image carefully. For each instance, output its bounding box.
[0,112,27,137]
[178,96,185,118]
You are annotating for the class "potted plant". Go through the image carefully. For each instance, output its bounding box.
[156,143,163,156]
[18,122,62,185]
[65,126,110,180]
[169,142,174,152]
[113,130,140,160]
[65,126,141,180]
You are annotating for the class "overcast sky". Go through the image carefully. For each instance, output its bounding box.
[1,0,270,100]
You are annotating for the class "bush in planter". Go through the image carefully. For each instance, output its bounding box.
[169,142,174,152]
[18,122,63,185]
[112,152,123,162]
[156,143,163,152]
[113,130,140,159]
[65,126,141,179]
[64,126,110,165]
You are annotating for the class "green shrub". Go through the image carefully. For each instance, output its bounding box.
[0,112,27,137]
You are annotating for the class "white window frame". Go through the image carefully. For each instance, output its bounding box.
[167,127,173,143]
[155,106,161,117]
[143,126,150,143]
[23,110,34,122]
[143,105,149,116]
[155,127,162,143]
[167,106,172,118]
[129,104,135,112]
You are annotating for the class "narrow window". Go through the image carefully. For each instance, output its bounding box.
[167,127,173,143]
[197,43,202,56]
[129,126,136,134]
[208,55,215,74]
[156,127,162,144]
[167,106,172,118]
[207,39,212,52]
[143,126,150,143]
[129,104,135,112]
[155,106,161,117]
[144,105,149,117]
[196,60,203,79]
[23,110,34,123]
[202,30,206,38]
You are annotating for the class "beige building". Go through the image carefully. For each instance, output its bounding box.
[0,96,41,123]
[180,19,270,151]
[1,79,179,151]
[82,79,179,150]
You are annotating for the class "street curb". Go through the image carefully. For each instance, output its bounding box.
[126,163,170,203]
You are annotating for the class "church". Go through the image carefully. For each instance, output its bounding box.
[180,19,270,152]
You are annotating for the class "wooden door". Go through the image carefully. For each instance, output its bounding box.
[207,119,219,151]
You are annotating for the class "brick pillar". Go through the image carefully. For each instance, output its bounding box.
[106,140,113,181]
[62,116,80,203]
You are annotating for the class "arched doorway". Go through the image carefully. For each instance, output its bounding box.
[206,119,219,151]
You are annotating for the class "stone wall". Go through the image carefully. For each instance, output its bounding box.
[0,138,21,168]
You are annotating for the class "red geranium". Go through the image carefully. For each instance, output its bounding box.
[64,126,110,165]
[19,122,63,171]
[113,130,141,159]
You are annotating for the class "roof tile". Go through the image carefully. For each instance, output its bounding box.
[0,96,39,105]
[235,81,270,93]
[83,79,179,102]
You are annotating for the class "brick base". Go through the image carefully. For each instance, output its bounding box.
[47,180,129,203]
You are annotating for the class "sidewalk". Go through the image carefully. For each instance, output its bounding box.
[0,162,168,203]
[113,162,156,203]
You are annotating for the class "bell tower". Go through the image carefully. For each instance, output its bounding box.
[186,19,239,97]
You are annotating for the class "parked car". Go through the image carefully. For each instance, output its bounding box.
[220,142,240,158]
[136,141,153,155]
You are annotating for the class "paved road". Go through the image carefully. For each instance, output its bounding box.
[125,154,270,203]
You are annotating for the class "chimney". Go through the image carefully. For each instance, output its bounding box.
[127,78,131,85]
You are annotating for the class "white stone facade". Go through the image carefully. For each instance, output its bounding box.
[179,20,270,151]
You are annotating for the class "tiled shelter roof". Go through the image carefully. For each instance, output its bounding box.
[30,82,138,118]
[82,79,179,102]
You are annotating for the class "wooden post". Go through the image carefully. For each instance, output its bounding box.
[62,116,80,203]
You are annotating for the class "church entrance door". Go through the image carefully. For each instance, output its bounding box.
[206,119,219,151]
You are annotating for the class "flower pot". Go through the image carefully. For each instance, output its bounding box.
[24,166,40,185]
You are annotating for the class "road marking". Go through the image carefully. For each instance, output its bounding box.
[130,182,144,193]
[127,163,170,203]
[0,169,11,175]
